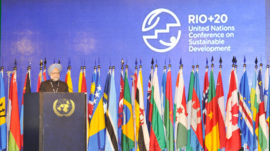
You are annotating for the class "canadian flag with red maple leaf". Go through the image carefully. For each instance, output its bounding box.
[225,69,241,151]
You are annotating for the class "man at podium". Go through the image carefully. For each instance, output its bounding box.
[39,63,69,92]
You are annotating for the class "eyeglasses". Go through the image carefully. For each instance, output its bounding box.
[51,72,60,75]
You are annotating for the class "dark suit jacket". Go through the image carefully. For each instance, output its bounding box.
[39,80,69,92]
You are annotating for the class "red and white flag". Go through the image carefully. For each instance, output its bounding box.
[8,71,21,151]
[81,68,87,93]
[43,67,47,81]
[225,69,241,151]
[216,70,226,149]
[36,69,42,92]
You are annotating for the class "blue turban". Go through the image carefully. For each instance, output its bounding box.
[48,63,62,75]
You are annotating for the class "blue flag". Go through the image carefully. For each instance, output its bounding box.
[88,68,97,121]
[267,76,270,146]
[88,69,106,151]
[88,68,97,147]
[239,70,254,150]
[161,68,166,121]
[105,69,118,151]
[161,68,166,151]
[0,71,6,150]
[250,70,258,150]
[190,70,204,151]
[103,70,111,117]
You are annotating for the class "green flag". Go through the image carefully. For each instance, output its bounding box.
[121,70,135,151]
[186,70,194,151]
[164,69,174,151]
[174,67,188,150]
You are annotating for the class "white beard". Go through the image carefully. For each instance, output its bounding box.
[50,76,60,81]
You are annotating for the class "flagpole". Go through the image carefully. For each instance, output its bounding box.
[162,60,166,122]
[243,56,246,72]
[6,70,13,151]
[180,58,185,151]
[196,64,204,151]
[203,58,208,151]
[220,58,226,151]
[168,60,172,151]
[242,56,246,151]
[134,59,137,151]
[28,61,31,87]
[37,60,43,92]
[211,57,214,71]
[43,58,47,81]
[234,57,239,91]
[210,56,214,151]
[266,62,270,151]
[67,60,72,92]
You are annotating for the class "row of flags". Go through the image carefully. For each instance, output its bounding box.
[0,57,270,151]
[84,59,269,151]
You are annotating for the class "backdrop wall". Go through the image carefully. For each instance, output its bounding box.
[1,0,268,114]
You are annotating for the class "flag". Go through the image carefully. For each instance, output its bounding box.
[88,69,106,151]
[87,68,97,145]
[216,70,226,149]
[88,68,97,121]
[7,76,11,151]
[174,66,187,150]
[43,67,47,81]
[255,67,268,151]
[239,69,254,150]
[20,68,31,149]
[136,68,150,151]
[78,68,83,92]
[164,68,174,151]
[264,67,269,112]
[105,69,118,151]
[205,69,219,151]
[225,69,241,151]
[202,70,208,151]
[8,72,21,151]
[65,68,73,92]
[190,69,204,151]
[251,70,258,118]
[161,68,166,121]
[0,70,6,150]
[266,74,270,147]
[132,69,138,150]
[36,69,42,92]
[117,69,124,151]
[122,69,135,151]
[160,68,166,151]
[103,69,111,116]
[186,69,194,151]
[81,68,87,93]
[149,67,166,151]
[264,66,269,149]
[146,69,153,134]
[251,69,258,150]
[202,67,209,139]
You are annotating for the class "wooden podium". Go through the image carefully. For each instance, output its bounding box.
[23,92,87,151]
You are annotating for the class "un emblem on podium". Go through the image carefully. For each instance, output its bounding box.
[53,98,75,117]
